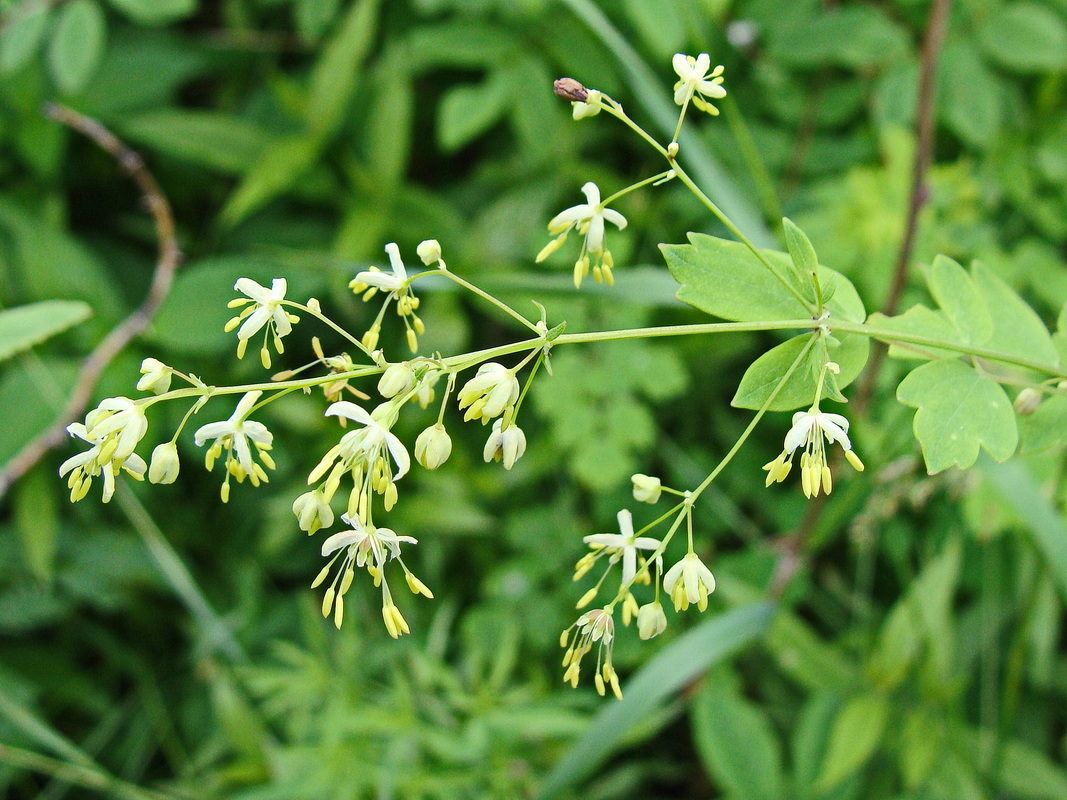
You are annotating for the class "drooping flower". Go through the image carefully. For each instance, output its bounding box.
[582,509,661,586]
[763,408,864,498]
[349,243,425,352]
[292,489,334,535]
[536,181,628,288]
[636,601,668,640]
[415,424,452,470]
[672,53,727,115]
[663,552,716,612]
[483,419,527,470]
[457,362,520,423]
[136,358,172,395]
[60,420,147,503]
[148,442,180,484]
[560,606,622,698]
[193,391,276,501]
[631,473,662,504]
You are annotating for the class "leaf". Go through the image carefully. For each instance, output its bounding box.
[979,458,1067,605]
[0,300,91,362]
[662,233,866,323]
[13,465,60,583]
[364,48,414,189]
[295,0,341,42]
[220,135,322,226]
[897,358,1018,473]
[437,70,513,151]
[971,261,1059,371]
[0,0,50,74]
[782,217,817,291]
[926,255,991,345]
[0,358,79,470]
[306,0,380,137]
[815,693,889,792]
[979,3,1067,73]
[898,709,944,788]
[870,305,964,362]
[47,0,106,95]
[105,0,196,25]
[775,6,909,69]
[691,680,785,800]
[535,602,775,799]
[939,40,1002,148]
[732,332,869,411]
[621,0,685,58]
[120,110,277,174]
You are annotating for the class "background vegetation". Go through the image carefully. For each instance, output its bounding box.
[1,0,1067,797]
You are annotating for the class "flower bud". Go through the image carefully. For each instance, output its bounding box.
[137,358,172,395]
[637,602,667,640]
[415,424,452,470]
[631,473,662,504]
[1014,387,1042,416]
[416,239,441,265]
[378,363,416,399]
[148,442,180,484]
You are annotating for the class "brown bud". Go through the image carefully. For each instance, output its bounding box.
[554,78,588,102]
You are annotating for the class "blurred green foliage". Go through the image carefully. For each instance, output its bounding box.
[1,0,1067,798]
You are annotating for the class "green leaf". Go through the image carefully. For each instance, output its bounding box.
[732,332,870,411]
[0,358,79,470]
[926,255,991,345]
[620,0,685,58]
[120,110,277,174]
[782,217,817,291]
[437,70,513,151]
[306,0,380,137]
[940,40,1002,148]
[815,693,889,792]
[0,0,50,74]
[295,0,341,41]
[662,233,866,323]
[691,680,785,800]
[897,359,1018,473]
[47,0,105,95]
[898,709,944,788]
[0,300,91,362]
[775,6,909,69]
[536,602,775,799]
[979,3,1067,73]
[971,261,1059,371]
[13,465,60,582]
[997,736,1067,799]
[870,305,965,362]
[979,458,1067,605]
[220,135,322,226]
[105,0,196,25]
[364,49,414,189]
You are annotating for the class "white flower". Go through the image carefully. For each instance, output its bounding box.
[663,552,716,612]
[483,419,527,470]
[227,278,294,344]
[320,513,417,568]
[416,239,441,265]
[631,473,662,504]
[351,242,408,294]
[320,401,410,482]
[637,601,667,640]
[672,53,726,115]
[415,424,452,470]
[582,509,661,585]
[60,421,147,503]
[572,89,603,120]
[536,181,628,288]
[194,391,275,498]
[457,362,519,423]
[148,442,180,484]
[137,358,172,395]
[378,363,416,399]
[763,407,864,498]
[292,489,334,535]
[560,607,621,698]
[84,397,148,462]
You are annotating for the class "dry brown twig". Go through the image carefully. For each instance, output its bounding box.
[0,103,181,499]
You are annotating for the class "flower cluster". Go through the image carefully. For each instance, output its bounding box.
[194,391,276,503]
[60,397,149,503]
[763,406,864,498]
[225,278,299,368]
[672,53,727,116]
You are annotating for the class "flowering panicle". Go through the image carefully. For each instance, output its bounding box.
[225,278,299,368]
[536,182,627,288]
[350,243,425,353]
[60,397,149,503]
[193,391,276,502]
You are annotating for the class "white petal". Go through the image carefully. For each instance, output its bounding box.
[693,53,711,76]
[325,401,374,425]
[233,433,254,473]
[236,305,271,340]
[233,391,263,420]
[321,529,366,557]
[622,547,637,585]
[242,420,274,446]
[672,53,691,79]
[616,509,634,538]
[193,421,234,445]
[580,182,601,206]
[384,431,410,481]
[268,278,287,300]
[384,243,407,281]
[584,533,627,548]
[783,414,817,453]
[601,208,627,230]
[234,278,272,303]
[633,536,661,551]
[548,204,590,232]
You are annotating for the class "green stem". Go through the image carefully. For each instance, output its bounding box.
[601,169,676,206]
[420,267,540,333]
[0,744,185,800]
[285,301,373,357]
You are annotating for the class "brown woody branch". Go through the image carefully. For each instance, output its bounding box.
[0,103,181,499]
